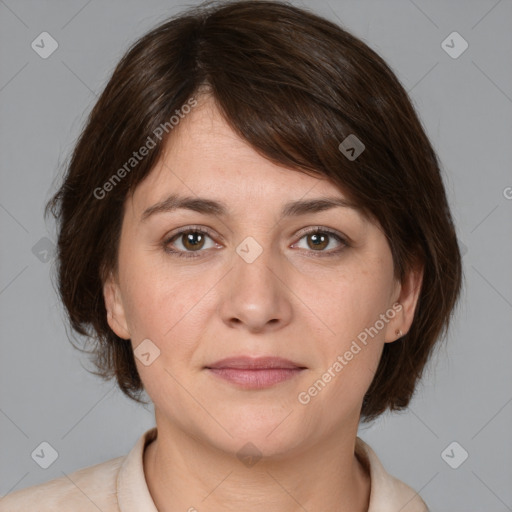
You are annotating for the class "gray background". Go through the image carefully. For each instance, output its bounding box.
[1,0,511,510]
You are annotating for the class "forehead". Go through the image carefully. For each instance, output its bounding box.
[128,96,364,223]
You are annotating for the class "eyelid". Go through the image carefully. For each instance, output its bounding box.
[165,224,220,242]
[164,225,348,245]
[294,225,349,243]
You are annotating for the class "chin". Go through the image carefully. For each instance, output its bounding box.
[201,408,310,458]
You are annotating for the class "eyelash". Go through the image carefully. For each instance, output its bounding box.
[162,225,349,259]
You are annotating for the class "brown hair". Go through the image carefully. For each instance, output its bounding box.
[45,0,463,423]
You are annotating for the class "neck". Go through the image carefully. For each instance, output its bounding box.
[143,416,370,512]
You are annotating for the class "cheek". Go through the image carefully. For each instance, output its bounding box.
[121,268,210,406]
[119,254,214,358]
[307,257,394,390]
[317,265,394,341]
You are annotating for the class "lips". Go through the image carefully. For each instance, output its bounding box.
[205,356,306,370]
[205,357,306,389]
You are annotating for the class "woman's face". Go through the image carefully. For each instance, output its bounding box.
[104,95,419,456]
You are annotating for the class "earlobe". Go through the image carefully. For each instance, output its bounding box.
[385,262,424,343]
[103,272,131,340]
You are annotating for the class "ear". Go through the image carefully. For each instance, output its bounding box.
[385,260,424,344]
[103,271,131,340]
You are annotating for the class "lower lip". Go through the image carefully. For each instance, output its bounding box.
[206,368,304,389]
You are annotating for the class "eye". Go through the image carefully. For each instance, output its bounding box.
[291,227,348,257]
[163,227,219,258]
[163,226,349,259]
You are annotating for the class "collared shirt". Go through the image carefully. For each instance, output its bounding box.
[0,427,428,511]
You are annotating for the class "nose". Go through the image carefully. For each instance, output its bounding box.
[218,241,293,333]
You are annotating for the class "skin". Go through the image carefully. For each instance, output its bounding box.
[104,94,423,512]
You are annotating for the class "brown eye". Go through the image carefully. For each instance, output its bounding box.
[164,228,217,258]
[306,232,329,251]
[293,228,348,257]
[180,231,206,251]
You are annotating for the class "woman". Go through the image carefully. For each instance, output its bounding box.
[0,1,462,510]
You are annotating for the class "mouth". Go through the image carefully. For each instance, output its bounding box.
[204,356,307,389]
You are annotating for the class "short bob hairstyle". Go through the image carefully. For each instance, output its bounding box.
[46,0,462,423]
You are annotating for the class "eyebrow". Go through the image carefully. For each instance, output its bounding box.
[140,193,362,222]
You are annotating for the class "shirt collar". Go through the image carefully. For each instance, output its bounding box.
[355,436,428,511]
[117,427,159,512]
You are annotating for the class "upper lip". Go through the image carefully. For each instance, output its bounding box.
[205,356,306,370]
